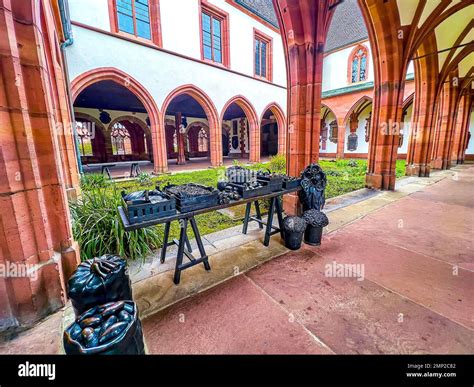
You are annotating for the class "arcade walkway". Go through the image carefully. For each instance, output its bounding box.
[142,165,474,354]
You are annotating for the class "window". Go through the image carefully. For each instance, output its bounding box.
[111,122,132,155]
[200,2,229,67]
[254,29,272,81]
[349,45,368,83]
[76,121,94,156]
[109,0,162,45]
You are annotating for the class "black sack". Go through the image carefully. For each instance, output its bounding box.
[68,255,132,316]
[63,301,145,355]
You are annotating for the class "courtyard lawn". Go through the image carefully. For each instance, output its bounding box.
[73,157,406,260]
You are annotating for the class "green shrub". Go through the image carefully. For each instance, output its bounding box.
[268,153,286,174]
[80,173,108,190]
[136,171,153,187]
[347,159,358,168]
[70,188,162,261]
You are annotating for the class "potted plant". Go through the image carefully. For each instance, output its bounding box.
[302,209,329,246]
[282,216,307,250]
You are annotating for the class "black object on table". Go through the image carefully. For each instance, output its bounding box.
[118,187,299,284]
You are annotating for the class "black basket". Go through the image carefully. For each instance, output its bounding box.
[122,191,176,224]
[228,182,272,199]
[283,177,302,190]
[257,175,284,192]
[164,183,219,212]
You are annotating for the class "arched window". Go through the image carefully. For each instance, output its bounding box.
[349,45,368,83]
[111,122,132,155]
[198,128,208,152]
[76,121,93,156]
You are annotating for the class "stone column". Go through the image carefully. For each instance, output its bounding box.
[336,117,346,159]
[405,35,438,177]
[240,118,246,158]
[431,73,458,170]
[451,93,472,164]
[0,0,80,331]
[273,0,334,214]
[175,113,186,165]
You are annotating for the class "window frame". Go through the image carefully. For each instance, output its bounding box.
[108,0,162,46]
[199,1,230,68]
[347,44,369,84]
[253,28,273,82]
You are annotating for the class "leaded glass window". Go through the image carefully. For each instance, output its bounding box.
[116,0,151,40]
[111,122,132,155]
[349,46,368,83]
[255,35,269,79]
[202,11,222,63]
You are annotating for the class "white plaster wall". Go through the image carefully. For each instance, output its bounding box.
[66,25,287,121]
[67,0,286,86]
[466,110,474,155]
[205,0,286,85]
[160,0,201,60]
[322,42,415,92]
[322,41,373,92]
[345,104,371,154]
[399,103,413,155]
[319,110,337,154]
[68,0,112,31]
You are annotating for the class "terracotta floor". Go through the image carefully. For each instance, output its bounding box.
[142,165,474,354]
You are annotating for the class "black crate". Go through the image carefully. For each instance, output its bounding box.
[228,182,272,199]
[122,191,176,224]
[283,177,302,190]
[164,184,220,212]
[257,175,284,192]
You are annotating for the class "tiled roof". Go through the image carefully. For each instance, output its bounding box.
[235,0,279,28]
[325,0,368,53]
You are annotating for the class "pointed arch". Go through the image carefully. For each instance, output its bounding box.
[70,67,166,172]
[343,96,373,126]
[221,95,259,162]
[260,102,286,155]
[161,84,221,167]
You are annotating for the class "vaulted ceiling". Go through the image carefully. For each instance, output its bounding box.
[397,0,473,89]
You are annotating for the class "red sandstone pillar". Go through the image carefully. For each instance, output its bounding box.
[405,38,437,177]
[0,0,80,331]
[431,73,458,170]
[451,93,472,164]
[175,113,186,165]
[336,117,346,159]
[240,118,247,158]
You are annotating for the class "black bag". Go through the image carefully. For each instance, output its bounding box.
[68,255,132,316]
[63,301,145,355]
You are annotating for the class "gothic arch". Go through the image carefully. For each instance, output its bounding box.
[161,84,221,166]
[343,96,373,126]
[260,102,287,155]
[70,67,166,172]
[221,95,260,162]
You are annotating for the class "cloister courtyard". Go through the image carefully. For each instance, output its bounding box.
[0,2,473,380]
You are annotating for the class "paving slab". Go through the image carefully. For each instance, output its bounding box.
[339,196,474,268]
[142,275,332,354]
[316,229,474,329]
[247,248,474,354]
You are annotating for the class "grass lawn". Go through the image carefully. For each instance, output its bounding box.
[74,158,406,260]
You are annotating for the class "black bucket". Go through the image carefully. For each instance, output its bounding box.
[282,216,307,250]
[284,230,305,250]
[304,225,323,246]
